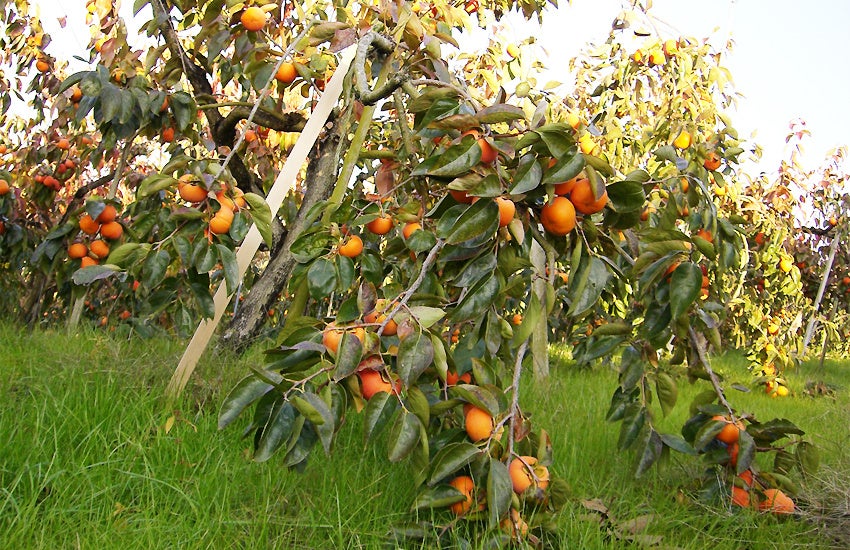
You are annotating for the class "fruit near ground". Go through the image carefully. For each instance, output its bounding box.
[759,489,795,514]
[509,456,550,494]
[448,475,475,515]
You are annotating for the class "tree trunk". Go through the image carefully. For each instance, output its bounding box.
[219,111,350,353]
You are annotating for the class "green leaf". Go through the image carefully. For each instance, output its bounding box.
[254,400,297,462]
[606,180,645,213]
[405,386,431,427]
[512,293,541,347]
[307,258,336,299]
[475,104,526,124]
[536,123,575,157]
[486,457,512,529]
[137,174,177,198]
[693,418,726,451]
[216,244,239,295]
[72,264,120,285]
[243,192,273,248]
[450,273,500,322]
[427,442,482,486]
[736,430,756,474]
[332,332,363,381]
[541,148,584,185]
[655,372,678,417]
[443,199,499,245]
[659,433,696,455]
[143,249,171,289]
[795,441,820,475]
[618,403,646,450]
[397,332,435,388]
[106,243,145,268]
[388,410,421,463]
[218,373,278,430]
[635,429,663,477]
[568,256,610,316]
[363,391,397,442]
[509,155,543,194]
[448,384,501,417]
[291,393,329,426]
[411,485,468,512]
[669,262,703,319]
[407,306,445,329]
[411,139,482,177]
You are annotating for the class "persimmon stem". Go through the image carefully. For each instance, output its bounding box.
[378,239,446,336]
[507,340,529,459]
[688,326,736,420]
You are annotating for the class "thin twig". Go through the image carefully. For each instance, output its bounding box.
[688,326,736,419]
[507,340,529,459]
[378,240,446,336]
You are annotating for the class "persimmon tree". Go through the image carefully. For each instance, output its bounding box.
[0,0,821,544]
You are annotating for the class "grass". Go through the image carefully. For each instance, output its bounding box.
[0,324,848,549]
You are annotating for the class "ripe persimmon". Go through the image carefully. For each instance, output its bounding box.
[179,181,208,203]
[240,6,267,32]
[56,138,71,150]
[509,456,550,494]
[100,221,124,240]
[711,415,742,445]
[359,369,399,399]
[673,130,692,149]
[402,222,421,239]
[90,240,110,259]
[731,486,750,508]
[554,175,583,196]
[79,215,100,235]
[704,152,721,171]
[496,197,515,227]
[322,323,365,355]
[448,475,475,515]
[540,196,576,236]
[449,189,474,204]
[569,178,608,215]
[209,213,232,235]
[161,127,175,142]
[445,370,472,386]
[366,214,394,235]
[68,243,88,259]
[96,204,118,223]
[464,405,493,442]
[364,299,398,336]
[0,179,9,195]
[759,489,794,514]
[80,256,98,268]
[275,62,298,84]
[338,235,364,258]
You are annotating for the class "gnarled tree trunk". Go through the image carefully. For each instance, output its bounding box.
[219,110,351,353]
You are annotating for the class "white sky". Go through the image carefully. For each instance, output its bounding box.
[30,0,850,174]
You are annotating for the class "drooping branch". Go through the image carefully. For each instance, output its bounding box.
[353,31,409,105]
[688,326,736,420]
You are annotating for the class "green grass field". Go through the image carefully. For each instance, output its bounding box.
[1,324,847,548]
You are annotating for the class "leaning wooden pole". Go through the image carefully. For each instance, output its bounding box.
[165,47,356,401]
[801,227,841,356]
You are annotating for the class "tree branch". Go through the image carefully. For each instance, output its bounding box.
[214,107,306,146]
[353,31,409,105]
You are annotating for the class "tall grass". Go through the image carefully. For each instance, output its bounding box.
[0,324,847,548]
